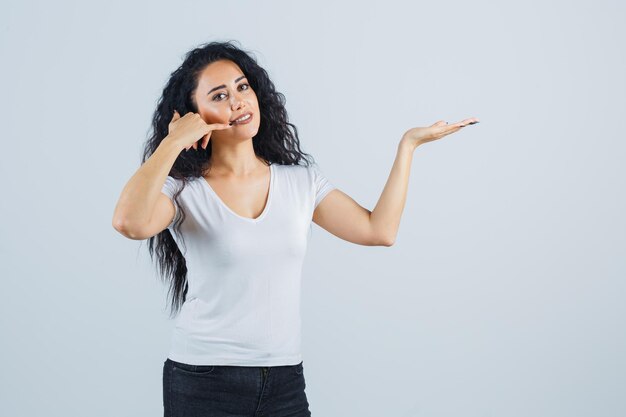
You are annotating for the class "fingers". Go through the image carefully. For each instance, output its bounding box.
[457,117,480,127]
[435,118,480,128]
[211,123,234,130]
[192,124,232,152]
[434,117,479,137]
[182,123,233,153]
[440,118,480,133]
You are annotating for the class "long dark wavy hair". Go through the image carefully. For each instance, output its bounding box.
[141,40,316,318]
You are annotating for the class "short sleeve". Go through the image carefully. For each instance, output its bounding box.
[161,176,180,229]
[312,165,336,209]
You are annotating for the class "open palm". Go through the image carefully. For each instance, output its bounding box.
[402,117,480,149]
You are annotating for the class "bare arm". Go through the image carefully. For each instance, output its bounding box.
[369,118,480,243]
[312,141,413,247]
[312,190,382,246]
[112,136,183,239]
[313,117,479,246]
[368,140,415,245]
[313,141,415,246]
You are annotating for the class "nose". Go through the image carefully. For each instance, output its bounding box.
[230,94,245,111]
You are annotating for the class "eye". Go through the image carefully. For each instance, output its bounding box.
[213,83,250,101]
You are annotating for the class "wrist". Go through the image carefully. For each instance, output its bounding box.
[162,134,185,152]
[398,137,418,153]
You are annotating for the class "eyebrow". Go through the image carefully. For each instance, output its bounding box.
[207,75,247,95]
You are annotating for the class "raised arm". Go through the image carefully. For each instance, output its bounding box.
[312,141,413,247]
[112,110,232,240]
[112,137,183,239]
[313,117,480,246]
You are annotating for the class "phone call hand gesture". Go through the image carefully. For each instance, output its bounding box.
[167,110,233,151]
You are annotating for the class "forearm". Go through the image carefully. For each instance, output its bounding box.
[370,140,417,244]
[112,136,183,232]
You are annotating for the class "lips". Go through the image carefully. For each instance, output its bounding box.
[229,112,253,124]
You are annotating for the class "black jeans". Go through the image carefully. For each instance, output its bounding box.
[163,358,312,417]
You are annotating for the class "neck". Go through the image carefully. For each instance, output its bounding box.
[206,140,267,177]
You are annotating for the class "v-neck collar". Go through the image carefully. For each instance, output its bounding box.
[199,163,274,223]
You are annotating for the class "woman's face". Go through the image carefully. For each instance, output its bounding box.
[192,59,260,143]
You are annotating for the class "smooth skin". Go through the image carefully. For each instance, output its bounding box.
[112,58,479,243]
[313,118,479,247]
[113,59,263,239]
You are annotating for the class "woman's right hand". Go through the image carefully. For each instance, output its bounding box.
[167,110,233,151]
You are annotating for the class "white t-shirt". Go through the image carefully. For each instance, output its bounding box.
[160,163,336,366]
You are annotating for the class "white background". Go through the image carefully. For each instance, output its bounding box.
[1,0,624,416]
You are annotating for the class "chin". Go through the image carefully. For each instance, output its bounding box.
[241,124,260,136]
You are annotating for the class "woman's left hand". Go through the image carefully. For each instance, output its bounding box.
[400,117,480,150]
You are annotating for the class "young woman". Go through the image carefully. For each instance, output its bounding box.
[112,40,478,417]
